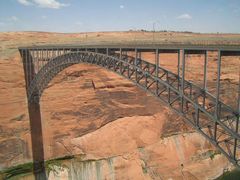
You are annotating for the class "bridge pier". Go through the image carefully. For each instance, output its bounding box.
[181,50,186,113]
[20,49,47,179]
[177,50,181,91]
[28,98,47,180]
[234,69,240,163]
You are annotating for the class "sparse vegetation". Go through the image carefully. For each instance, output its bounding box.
[215,168,240,180]
[10,114,25,121]
[0,162,33,179]
[0,155,74,179]
[191,149,221,161]
[141,163,148,174]
[209,150,221,160]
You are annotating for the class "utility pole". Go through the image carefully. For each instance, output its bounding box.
[152,21,160,44]
[152,22,155,44]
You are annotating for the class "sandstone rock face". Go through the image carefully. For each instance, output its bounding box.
[0,32,239,179]
[61,116,230,180]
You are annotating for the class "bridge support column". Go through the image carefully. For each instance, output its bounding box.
[203,51,208,90]
[202,50,208,109]
[214,50,222,141]
[155,49,159,77]
[20,49,47,180]
[234,64,240,162]
[120,48,122,60]
[40,49,43,67]
[181,50,186,113]
[28,98,47,180]
[177,50,180,91]
[135,49,138,82]
[155,49,159,95]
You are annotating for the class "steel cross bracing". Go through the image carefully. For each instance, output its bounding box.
[19,46,240,167]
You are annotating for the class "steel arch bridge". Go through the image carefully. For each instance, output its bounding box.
[19,45,240,172]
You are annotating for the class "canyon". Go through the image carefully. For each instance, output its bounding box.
[0,31,240,179]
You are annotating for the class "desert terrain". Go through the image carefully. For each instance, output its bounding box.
[0,31,240,179]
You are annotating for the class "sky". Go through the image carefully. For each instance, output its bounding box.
[0,0,240,33]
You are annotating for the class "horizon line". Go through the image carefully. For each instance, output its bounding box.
[1,30,240,35]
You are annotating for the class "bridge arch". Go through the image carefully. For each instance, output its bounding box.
[27,51,142,102]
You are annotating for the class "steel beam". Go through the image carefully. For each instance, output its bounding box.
[202,50,208,109]
[204,50,208,90]
[177,50,181,91]
[238,68,240,117]
[26,49,31,86]
[177,50,180,77]
[155,49,159,96]
[120,48,122,60]
[135,48,138,82]
[25,49,29,88]
[214,51,222,141]
[234,65,240,161]
[155,49,159,77]
[181,50,186,112]
[215,51,221,118]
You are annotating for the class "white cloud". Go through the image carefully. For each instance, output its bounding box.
[0,22,5,26]
[17,0,69,9]
[17,0,32,6]
[233,7,240,14]
[33,0,69,9]
[120,5,124,9]
[41,15,47,19]
[176,13,192,20]
[75,22,83,25]
[10,16,19,21]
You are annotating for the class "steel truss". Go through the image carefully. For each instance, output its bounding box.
[19,46,240,167]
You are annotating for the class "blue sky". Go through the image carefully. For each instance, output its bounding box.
[0,0,240,33]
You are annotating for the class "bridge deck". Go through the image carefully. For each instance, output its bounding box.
[19,43,240,51]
